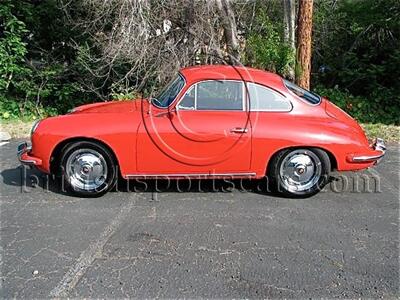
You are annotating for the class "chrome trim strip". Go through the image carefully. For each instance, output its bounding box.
[126,172,256,178]
[351,138,386,164]
[352,153,385,162]
[194,84,198,110]
[19,158,37,165]
[230,127,248,133]
[242,80,246,111]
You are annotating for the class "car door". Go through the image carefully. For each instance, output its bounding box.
[136,80,252,174]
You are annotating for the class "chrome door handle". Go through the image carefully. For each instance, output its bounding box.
[230,127,248,133]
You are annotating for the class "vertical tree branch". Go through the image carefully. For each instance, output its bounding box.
[215,0,240,65]
[283,0,296,80]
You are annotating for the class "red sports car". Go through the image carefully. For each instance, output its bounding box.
[17,65,385,197]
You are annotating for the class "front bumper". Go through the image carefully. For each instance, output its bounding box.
[347,138,386,165]
[17,142,42,166]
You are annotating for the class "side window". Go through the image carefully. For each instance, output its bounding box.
[177,86,195,110]
[196,81,243,110]
[247,83,291,111]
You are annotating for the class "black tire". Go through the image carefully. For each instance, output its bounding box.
[59,141,117,197]
[268,148,331,197]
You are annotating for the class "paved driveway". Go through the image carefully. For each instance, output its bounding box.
[0,140,398,298]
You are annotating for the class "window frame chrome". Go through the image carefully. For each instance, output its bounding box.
[151,73,187,109]
[176,79,246,112]
[283,79,321,106]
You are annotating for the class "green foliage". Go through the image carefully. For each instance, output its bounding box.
[313,0,400,124]
[111,89,141,101]
[0,96,53,121]
[0,0,86,119]
[315,86,399,125]
[245,10,294,76]
[0,1,29,92]
[0,0,398,125]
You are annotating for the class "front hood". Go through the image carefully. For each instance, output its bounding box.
[71,99,149,114]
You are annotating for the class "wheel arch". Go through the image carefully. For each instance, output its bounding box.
[265,145,338,175]
[50,137,120,175]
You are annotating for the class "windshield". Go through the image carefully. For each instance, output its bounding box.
[284,79,321,105]
[151,74,185,108]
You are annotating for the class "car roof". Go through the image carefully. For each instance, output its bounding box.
[180,65,286,91]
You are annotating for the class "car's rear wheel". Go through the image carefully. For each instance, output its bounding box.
[60,141,117,197]
[269,148,330,197]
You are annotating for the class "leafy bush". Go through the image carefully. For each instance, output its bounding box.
[0,96,54,121]
[0,0,398,126]
[313,0,400,125]
[0,1,29,93]
[315,86,399,125]
[0,0,84,119]
[244,10,294,76]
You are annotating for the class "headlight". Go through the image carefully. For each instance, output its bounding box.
[31,120,41,136]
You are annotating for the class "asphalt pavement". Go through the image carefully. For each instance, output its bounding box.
[0,140,399,298]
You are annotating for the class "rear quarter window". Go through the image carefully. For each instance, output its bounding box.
[284,79,321,105]
[247,83,291,111]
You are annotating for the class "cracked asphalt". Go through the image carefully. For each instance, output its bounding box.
[0,140,399,298]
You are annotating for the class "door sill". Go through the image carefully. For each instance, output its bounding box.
[125,172,256,179]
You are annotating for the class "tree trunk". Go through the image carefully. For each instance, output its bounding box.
[283,0,296,51]
[215,0,240,65]
[283,0,296,80]
[296,0,313,89]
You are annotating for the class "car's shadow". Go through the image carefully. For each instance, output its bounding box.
[1,166,334,199]
[1,166,62,194]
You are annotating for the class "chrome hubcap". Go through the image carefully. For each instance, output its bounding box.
[279,150,322,192]
[65,149,108,191]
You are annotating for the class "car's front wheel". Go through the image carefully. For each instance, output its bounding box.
[269,148,330,197]
[60,141,117,197]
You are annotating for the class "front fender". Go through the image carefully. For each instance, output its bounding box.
[31,112,141,175]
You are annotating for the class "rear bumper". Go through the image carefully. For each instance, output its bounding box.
[17,142,43,166]
[346,138,386,165]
